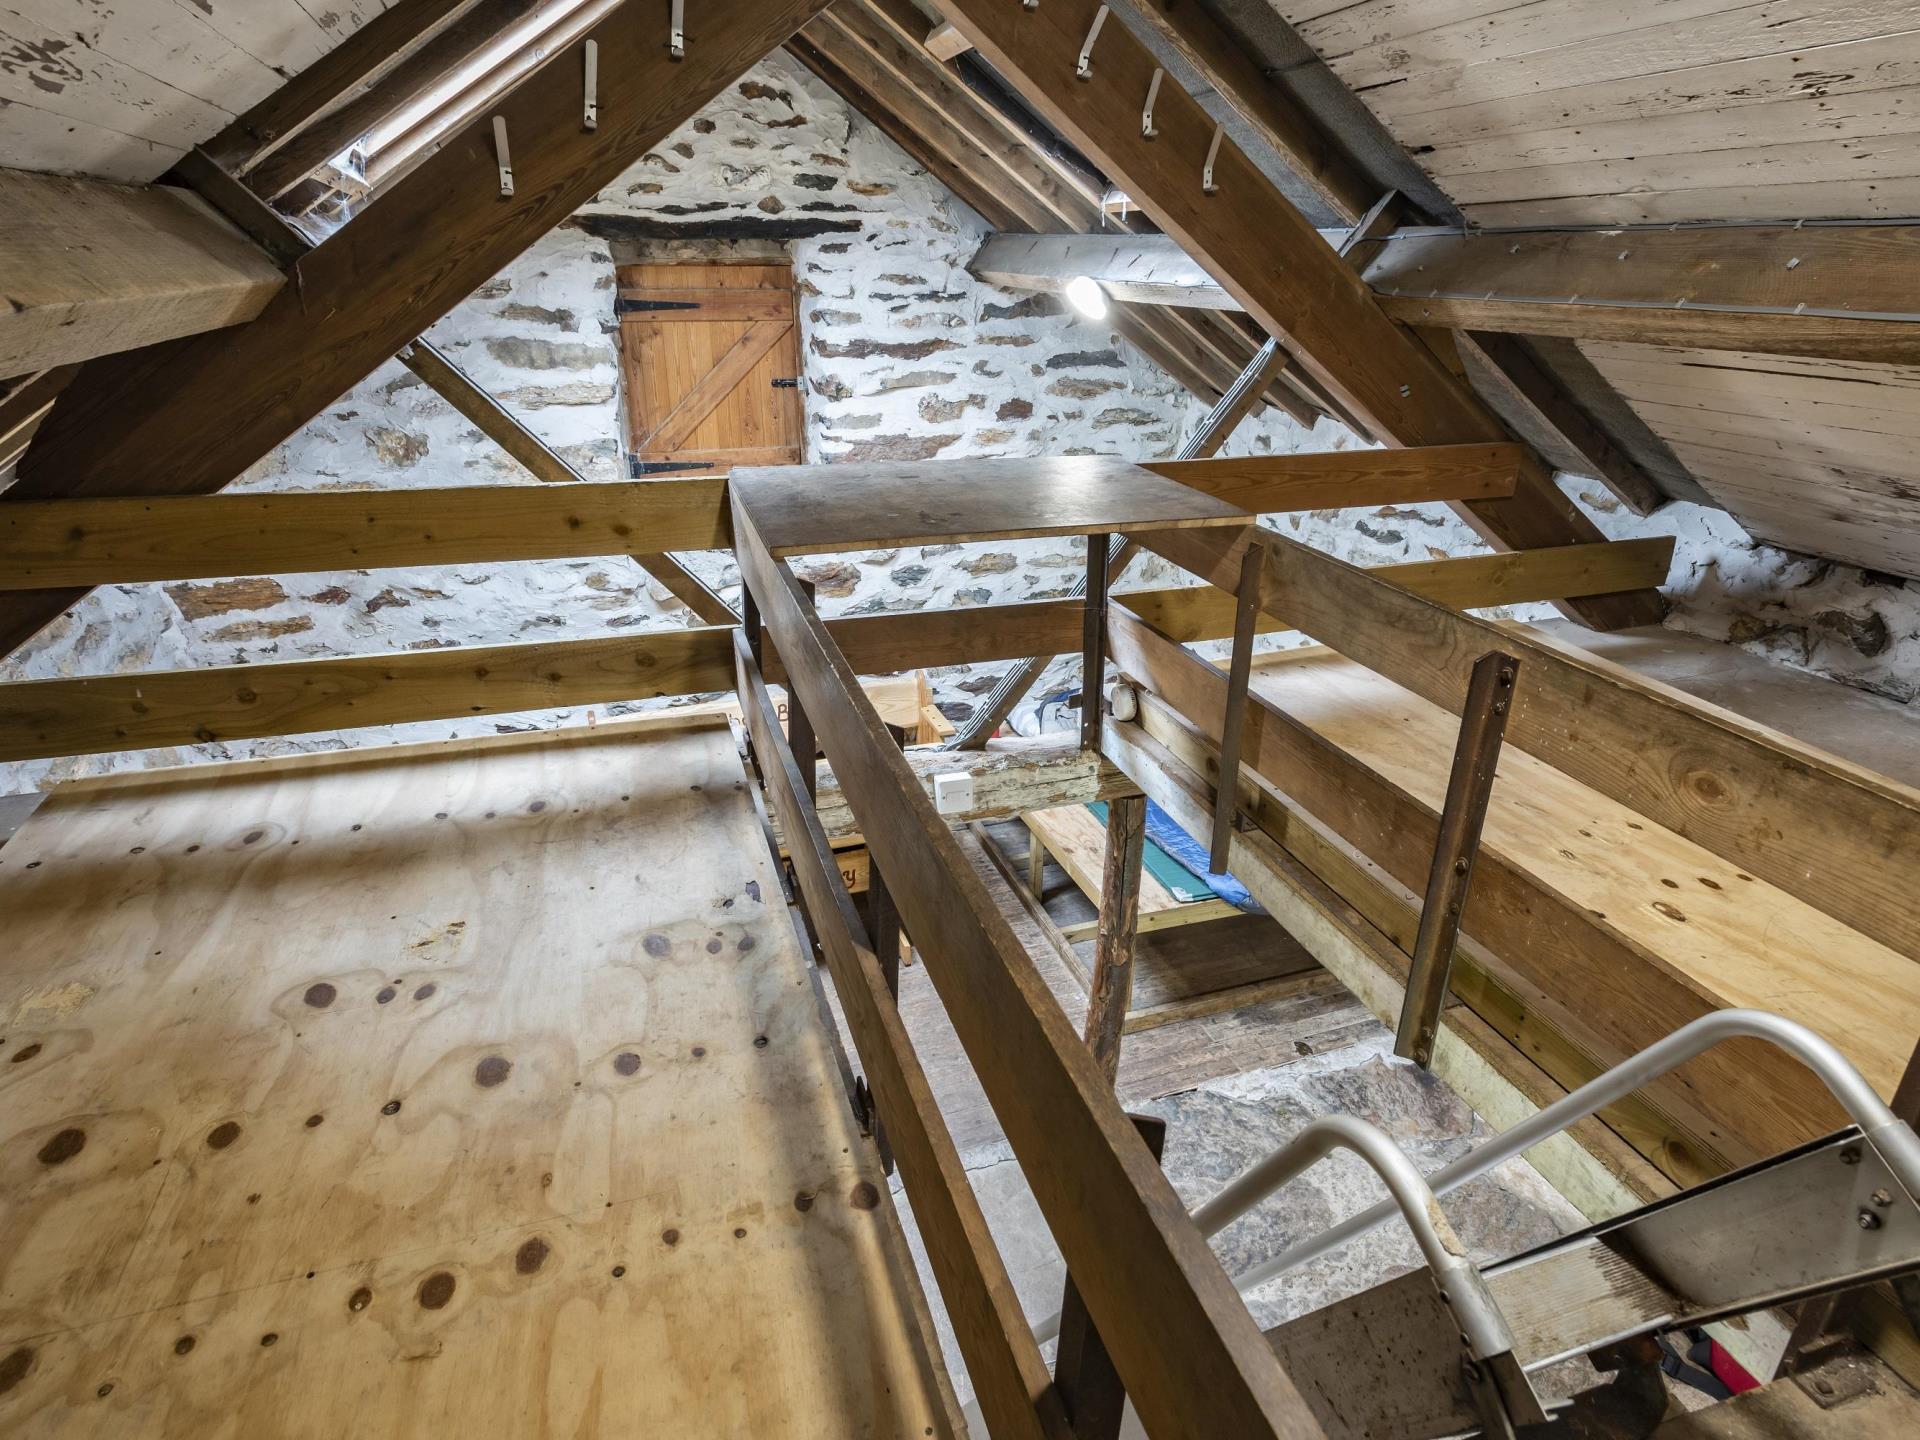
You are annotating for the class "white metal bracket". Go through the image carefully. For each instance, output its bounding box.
[1075,5,1109,80]
[1202,124,1224,194]
[492,115,514,197]
[1142,67,1163,137]
[668,0,685,60]
[583,39,598,131]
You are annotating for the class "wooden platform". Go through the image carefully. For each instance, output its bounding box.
[1021,801,1242,942]
[0,715,952,1437]
[1247,646,1920,1109]
[729,454,1251,556]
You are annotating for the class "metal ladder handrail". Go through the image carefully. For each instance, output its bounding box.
[1032,1008,1919,1347]
[1217,1113,1519,1365]
[1212,1008,1920,1300]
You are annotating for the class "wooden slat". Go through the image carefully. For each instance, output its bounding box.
[1145,443,1521,512]
[789,0,1292,420]
[640,321,795,454]
[4,0,838,659]
[0,630,735,764]
[930,0,1656,629]
[0,172,285,375]
[235,0,522,196]
[0,480,730,588]
[735,634,1065,1440]
[1142,525,1920,963]
[1122,539,1673,642]
[0,542,1677,762]
[730,502,1322,1440]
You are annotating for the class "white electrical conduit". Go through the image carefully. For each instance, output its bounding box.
[1033,1007,1920,1346]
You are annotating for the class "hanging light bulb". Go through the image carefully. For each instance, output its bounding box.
[1063,274,1109,321]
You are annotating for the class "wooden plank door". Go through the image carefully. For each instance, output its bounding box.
[617,261,805,476]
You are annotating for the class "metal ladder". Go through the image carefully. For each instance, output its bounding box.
[1212,1009,1920,1438]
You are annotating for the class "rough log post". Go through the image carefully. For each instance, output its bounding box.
[1083,794,1147,1086]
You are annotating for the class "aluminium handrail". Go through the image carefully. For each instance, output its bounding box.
[1034,1007,1920,1346]
[1210,1114,1519,1364]
[1214,1008,1920,1300]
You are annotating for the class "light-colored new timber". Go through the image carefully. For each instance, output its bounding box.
[1120,538,1673,643]
[0,171,285,375]
[1143,525,1920,963]
[1250,647,1920,1103]
[1024,802,1239,936]
[0,713,953,1435]
[1144,444,1521,512]
[729,455,1251,557]
[0,480,731,589]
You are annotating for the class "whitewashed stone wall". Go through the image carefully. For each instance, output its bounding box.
[3,53,1913,793]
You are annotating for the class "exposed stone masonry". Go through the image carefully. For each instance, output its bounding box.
[1,54,1912,791]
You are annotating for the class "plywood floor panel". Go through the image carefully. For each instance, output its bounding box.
[1247,647,1920,1102]
[0,715,948,1437]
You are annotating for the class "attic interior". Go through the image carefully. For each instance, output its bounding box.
[4,1,1920,1435]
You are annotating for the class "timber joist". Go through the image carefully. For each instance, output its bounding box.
[929,0,1660,627]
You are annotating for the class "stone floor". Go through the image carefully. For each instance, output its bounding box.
[879,990,1588,1427]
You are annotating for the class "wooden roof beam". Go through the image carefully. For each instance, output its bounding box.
[1119,0,1376,225]
[930,0,1660,629]
[2,0,840,663]
[1364,225,1920,365]
[0,171,284,377]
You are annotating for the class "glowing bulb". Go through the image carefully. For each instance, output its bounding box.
[1063,275,1109,321]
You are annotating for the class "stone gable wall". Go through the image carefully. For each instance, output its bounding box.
[2,53,1912,793]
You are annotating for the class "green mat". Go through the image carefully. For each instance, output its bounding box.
[1085,800,1215,904]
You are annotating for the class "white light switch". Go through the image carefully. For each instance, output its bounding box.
[933,770,974,817]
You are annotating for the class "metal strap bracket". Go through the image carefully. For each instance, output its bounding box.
[491,115,513,197]
[1075,5,1110,80]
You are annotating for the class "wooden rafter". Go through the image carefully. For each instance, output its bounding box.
[240,0,545,201]
[790,0,1318,421]
[1120,0,1375,225]
[931,0,1661,629]
[1,0,840,663]
[197,0,483,179]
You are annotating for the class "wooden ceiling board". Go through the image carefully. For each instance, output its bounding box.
[0,0,395,181]
[1281,1,1920,226]
[1581,339,1920,576]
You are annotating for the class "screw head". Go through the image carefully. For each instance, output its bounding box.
[1858,1208,1882,1231]
[1453,857,1469,876]
[1841,1146,1863,1165]
[1871,1187,1894,1207]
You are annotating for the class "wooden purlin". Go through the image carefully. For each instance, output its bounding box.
[1,0,841,662]
[729,499,1327,1440]
[931,0,1661,629]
